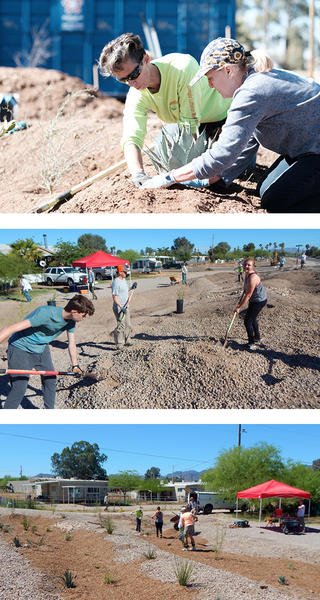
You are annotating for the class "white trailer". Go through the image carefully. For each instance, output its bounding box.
[188,491,235,514]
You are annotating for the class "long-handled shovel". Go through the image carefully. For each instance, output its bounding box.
[0,368,99,380]
[223,312,237,347]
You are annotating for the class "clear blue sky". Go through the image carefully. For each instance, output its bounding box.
[1,229,319,252]
[0,424,318,478]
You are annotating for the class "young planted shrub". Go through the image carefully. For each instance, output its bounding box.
[104,571,116,584]
[173,558,195,586]
[99,514,114,534]
[65,532,72,541]
[212,525,226,559]
[13,537,21,547]
[278,575,288,585]
[144,125,209,174]
[143,546,156,559]
[62,570,76,588]
[21,516,30,531]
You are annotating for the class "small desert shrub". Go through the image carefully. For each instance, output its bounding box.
[38,536,45,546]
[62,570,76,588]
[13,537,21,547]
[104,571,116,584]
[65,532,72,541]
[212,525,226,559]
[143,546,156,559]
[173,558,195,586]
[278,575,288,585]
[31,525,37,534]
[21,516,30,531]
[46,526,52,532]
[99,514,114,534]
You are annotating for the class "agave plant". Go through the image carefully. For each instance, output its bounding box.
[144,124,209,174]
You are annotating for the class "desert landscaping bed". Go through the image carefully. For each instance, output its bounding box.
[0,509,319,600]
[1,262,319,409]
[0,67,277,213]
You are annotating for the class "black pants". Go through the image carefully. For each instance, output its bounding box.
[136,518,141,532]
[155,522,163,537]
[258,154,320,213]
[244,300,267,344]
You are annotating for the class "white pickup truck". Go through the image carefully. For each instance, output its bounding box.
[188,491,235,514]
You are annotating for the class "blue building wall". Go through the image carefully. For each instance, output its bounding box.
[0,0,236,96]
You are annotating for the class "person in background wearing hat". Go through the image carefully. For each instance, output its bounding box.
[180,505,198,551]
[142,37,320,212]
[99,33,232,189]
[111,265,132,349]
[131,506,143,532]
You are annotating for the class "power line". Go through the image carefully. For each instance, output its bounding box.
[0,431,213,468]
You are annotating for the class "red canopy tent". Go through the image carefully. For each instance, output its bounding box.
[236,480,311,523]
[72,251,129,269]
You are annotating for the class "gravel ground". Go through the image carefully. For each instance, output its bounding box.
[1,508,318,600]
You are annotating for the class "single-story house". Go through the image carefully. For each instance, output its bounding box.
[32,479,108,504]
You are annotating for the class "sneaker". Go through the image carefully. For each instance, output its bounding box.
[247,343,257,350]
[190,547,196,551]
[183,547,189,551]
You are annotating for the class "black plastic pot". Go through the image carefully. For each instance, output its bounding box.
[47,300,56,306]
[176,299,184,314]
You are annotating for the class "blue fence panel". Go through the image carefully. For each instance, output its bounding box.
[0,0,236,95]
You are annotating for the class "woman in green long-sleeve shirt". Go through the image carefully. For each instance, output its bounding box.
[99,33,232,187]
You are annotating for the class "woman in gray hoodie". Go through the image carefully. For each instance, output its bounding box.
[142,37,320,213]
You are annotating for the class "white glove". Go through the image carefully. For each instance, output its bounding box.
[141,172,176,189]
[132,172,152,187]
[183,178,210,188]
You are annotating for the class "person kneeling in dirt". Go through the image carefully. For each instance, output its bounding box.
[235,257,267,350]
[181,505,198,551]
[0,295,94,409]
[112,265,132,349]
[98,33,233,190]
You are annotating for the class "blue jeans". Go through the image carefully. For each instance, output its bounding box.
[4,344,56,409]
[258,154,320,212]
[23,290,31,302]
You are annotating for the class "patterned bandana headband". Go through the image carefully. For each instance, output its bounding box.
[190,37,251,86]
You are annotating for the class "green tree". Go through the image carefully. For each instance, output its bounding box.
[144,467,161,479]
[54,240,87,265]
[171,237,194,252]
[51,441,107,480]
[201,443,285,501]
[0,254,40,287]
[138,477,165,500]
[108,470,142,501]
[175,245,193,263]
[208,242,230,261]
[283,461,320,503]
[77,234,107,252]
[242,242,255,253]
[117,249,140,265]
[10,238,42,262]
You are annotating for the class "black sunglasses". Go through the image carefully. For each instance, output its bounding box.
[117,57,144,83]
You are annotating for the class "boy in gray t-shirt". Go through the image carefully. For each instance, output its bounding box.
[0,295,94,409]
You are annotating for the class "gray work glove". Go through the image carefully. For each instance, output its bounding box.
[132,172,151,187]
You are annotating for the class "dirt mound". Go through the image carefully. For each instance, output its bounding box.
[0,65,276,213]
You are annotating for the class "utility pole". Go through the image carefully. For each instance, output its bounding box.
[238,425,247,447]
[19,465,23,478]
[172,465,174,484]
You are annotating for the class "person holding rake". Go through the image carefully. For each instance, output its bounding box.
[0,295,94,409]
[235,258,267,350]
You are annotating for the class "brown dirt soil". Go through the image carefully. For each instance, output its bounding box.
[1,514,319,599]
[0,67,276,213]
[0,261,319,409]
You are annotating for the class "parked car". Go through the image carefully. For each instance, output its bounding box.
[93,265,131,280]
[44,267,86,286]
[162,261,184,269]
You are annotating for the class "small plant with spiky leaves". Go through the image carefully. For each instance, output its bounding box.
[65,532,72,541]
[13,537,21,547]
[278,575,288,585]
[143,546,156,559]
[99,514,114,534]
[173,558,195,586]
[21,516,30,531]
[144,125,210,174]
[104,571,116,584]
[62,570,76,588]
